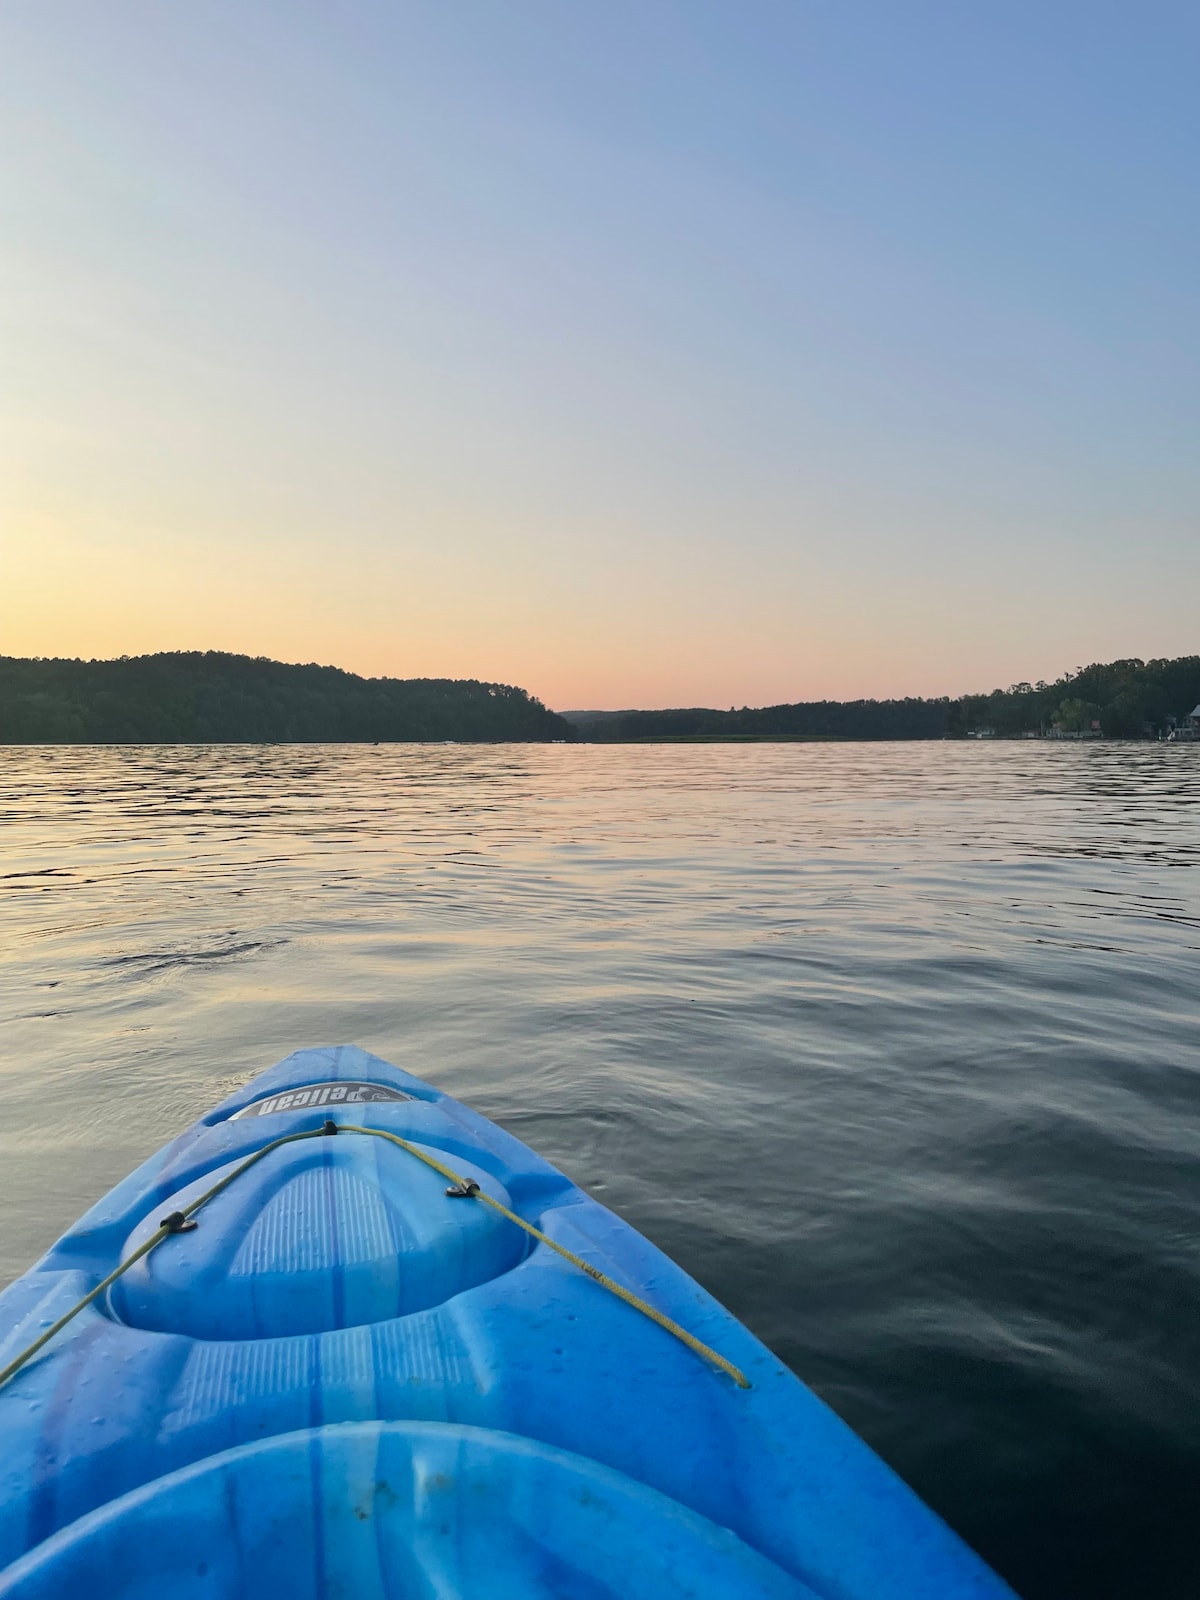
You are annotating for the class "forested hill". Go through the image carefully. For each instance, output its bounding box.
[566,656,1200,741]
[6,652,1197,745]
[0,653,571,743]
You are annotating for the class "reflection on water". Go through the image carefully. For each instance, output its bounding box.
[1,741,1198,1599]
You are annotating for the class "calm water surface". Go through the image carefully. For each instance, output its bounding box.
[2,742,1198,1598]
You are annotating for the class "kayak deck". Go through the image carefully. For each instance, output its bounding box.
[0,1045,1015,1598]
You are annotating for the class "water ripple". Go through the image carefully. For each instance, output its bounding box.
[0,741,1198,1598]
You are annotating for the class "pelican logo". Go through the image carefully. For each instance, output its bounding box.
[232,1081,411,1119]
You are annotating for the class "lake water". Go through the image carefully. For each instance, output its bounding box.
[1,741,1198,1598]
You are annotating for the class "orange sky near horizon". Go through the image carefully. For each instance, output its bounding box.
[3,508,1184,711]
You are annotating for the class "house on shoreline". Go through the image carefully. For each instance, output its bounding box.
[1044,721,1103,740]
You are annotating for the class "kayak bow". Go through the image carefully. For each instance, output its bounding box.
[0,1045,1016,1599]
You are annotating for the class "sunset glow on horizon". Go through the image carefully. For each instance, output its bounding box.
[3,4,1196,711]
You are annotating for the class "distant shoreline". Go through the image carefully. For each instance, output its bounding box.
[564,655,1200,744]
[3,651,1198,745]
[0,652,569,745]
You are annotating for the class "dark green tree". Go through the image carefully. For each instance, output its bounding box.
[0,653,574,744]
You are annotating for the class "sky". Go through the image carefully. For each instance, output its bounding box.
[2,3,1197,710]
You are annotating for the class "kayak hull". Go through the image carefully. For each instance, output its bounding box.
[0,1422,821,1600]
[0,1045,1015,1598]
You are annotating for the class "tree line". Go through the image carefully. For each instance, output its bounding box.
[567,656,1200,741]
[943,656,1200,738]
[4,651,1197,745]
[0,653,571,743]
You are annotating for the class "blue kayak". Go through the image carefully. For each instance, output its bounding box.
[0,1045,1016,1598]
